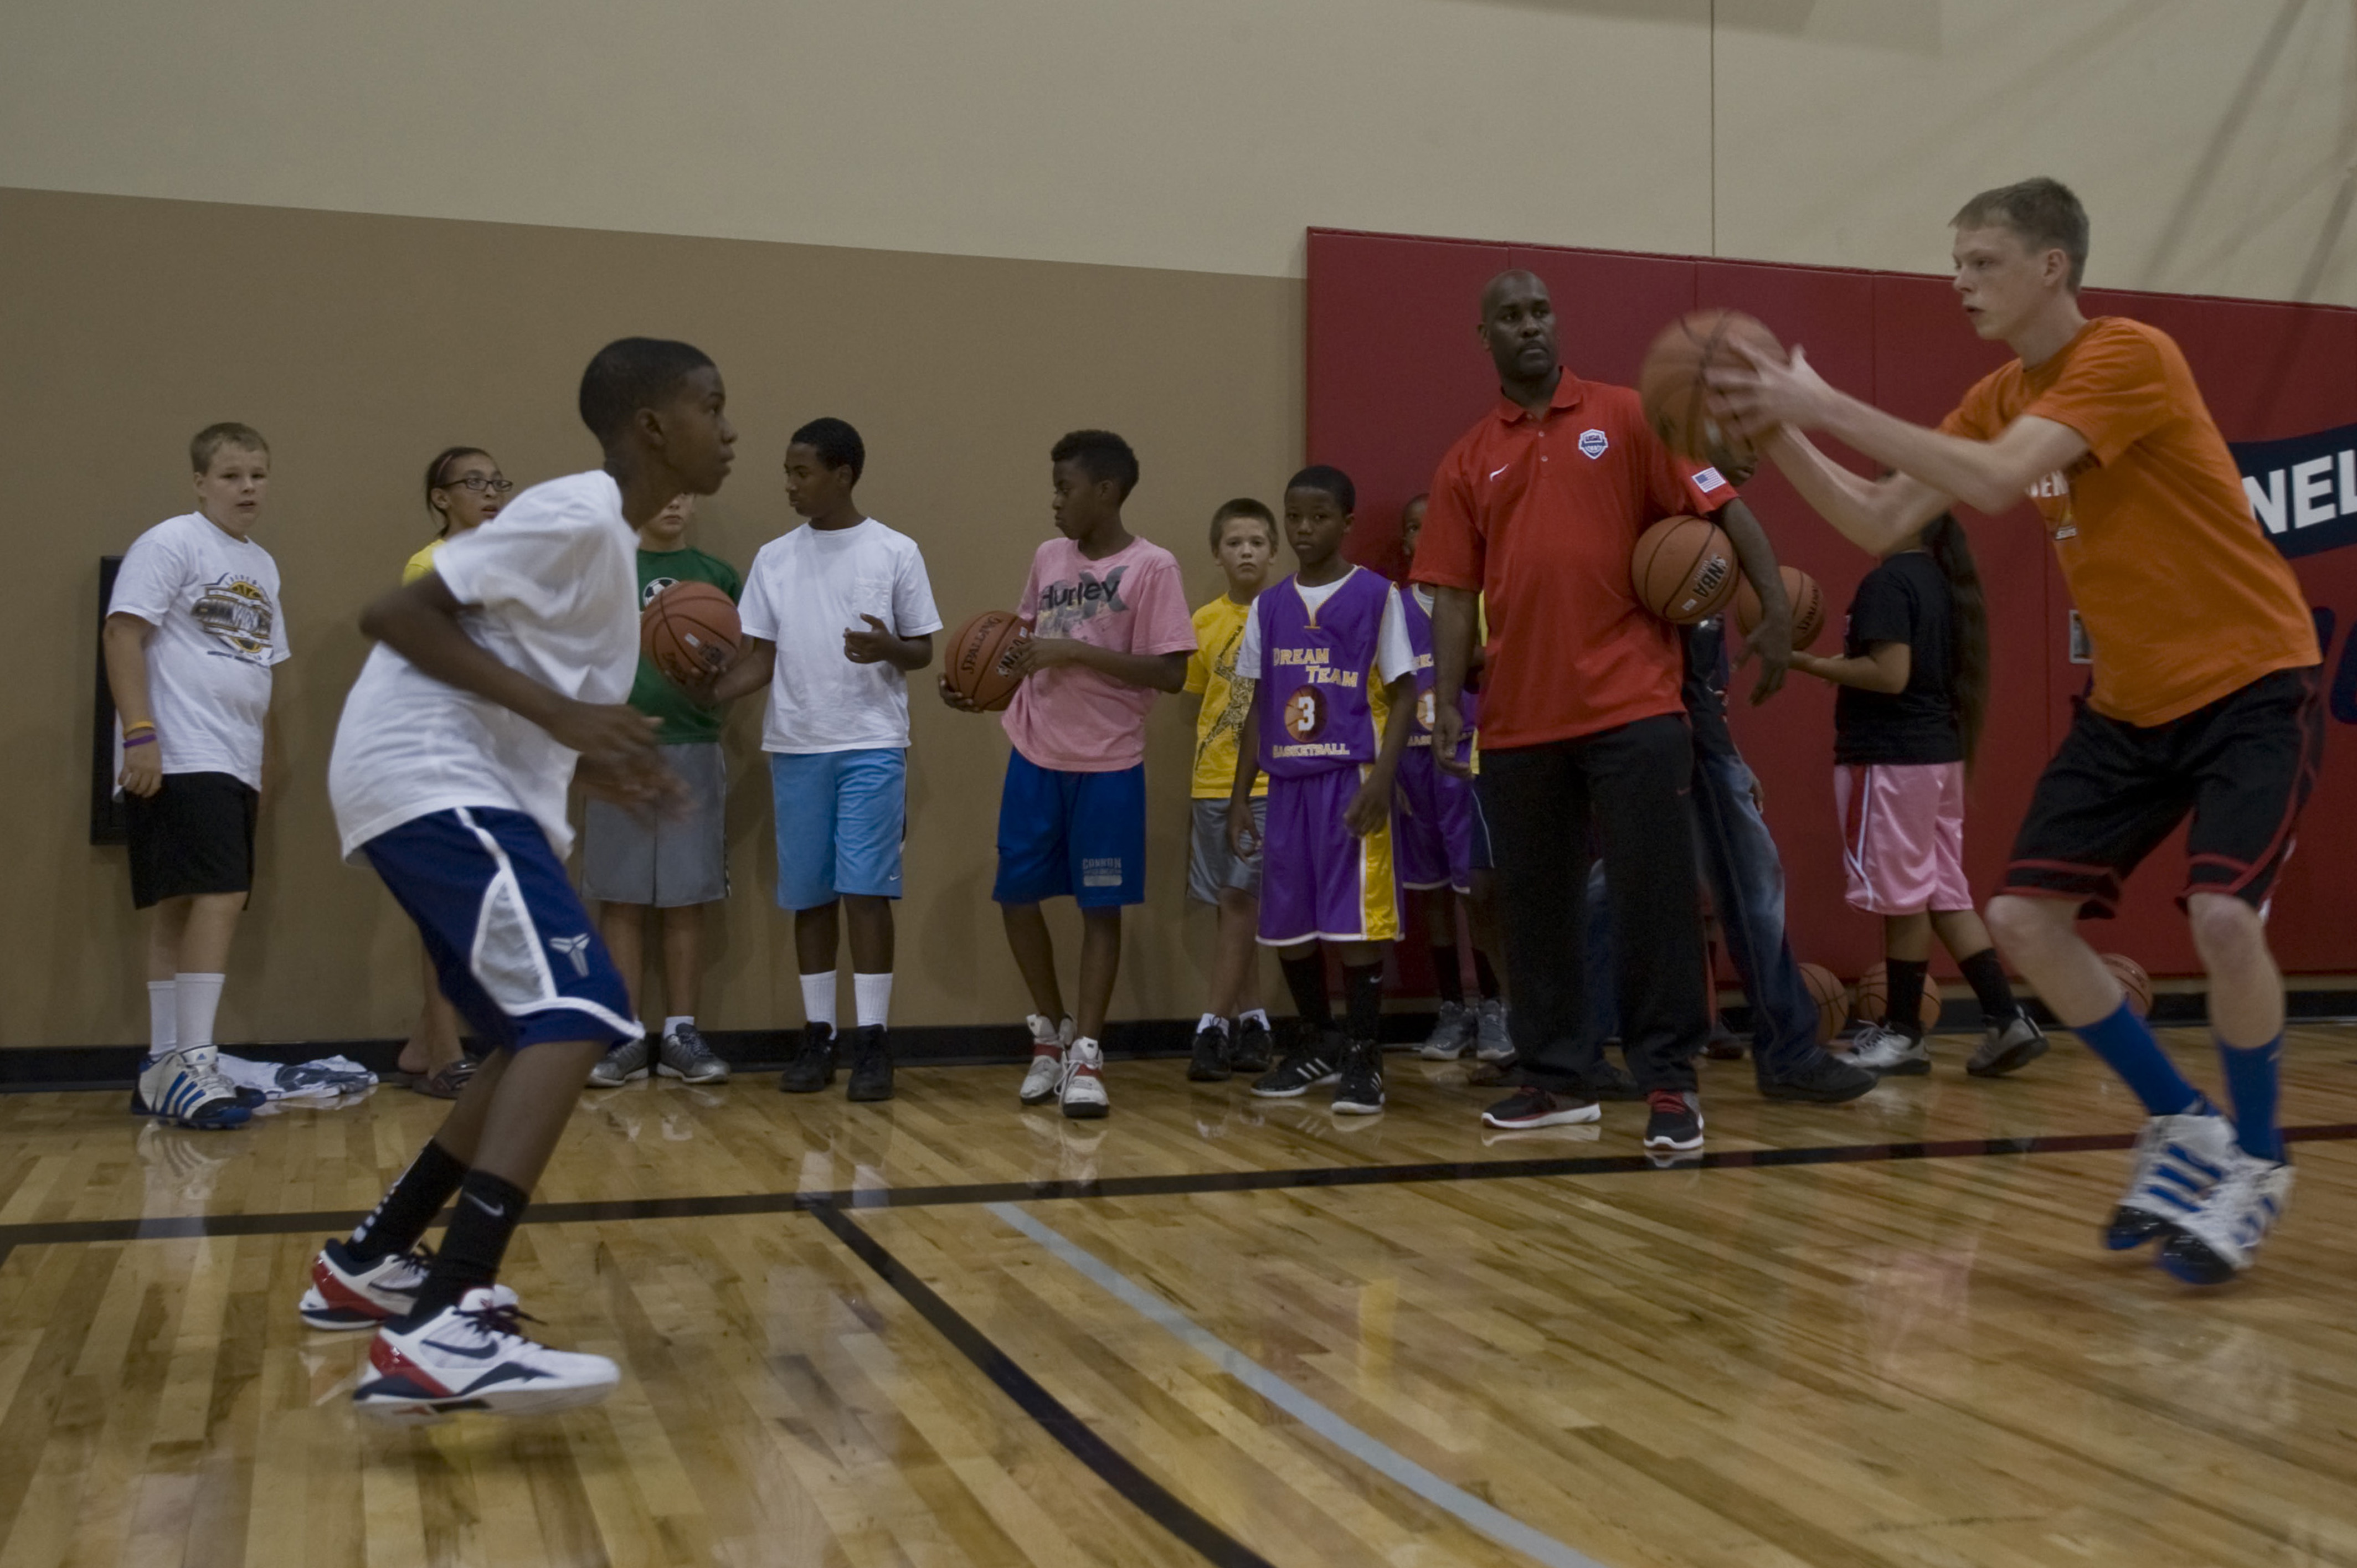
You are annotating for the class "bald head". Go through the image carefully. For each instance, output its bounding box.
[1481,269,1548,319]
[1477,269,1559,390]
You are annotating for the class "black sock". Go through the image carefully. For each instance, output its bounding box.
[1344,961,1386,1044]
[1886,958,1930,1043]
[1471,948,1500,1001]
[1955,946,2020,1025]
[1281,953,1333,1033]
[411,1170,529,1319]
[1429,945,1464,1006]
[348,1140,467,1263]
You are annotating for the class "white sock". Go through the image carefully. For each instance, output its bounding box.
[1197,1012,1228,1034]
[147,980,177,1055]
[1240,1008,1270,1029]
[800,973,837,1033]
[663,1014,693,1040]
[175,972,224,1058]
[853,972,893,1029]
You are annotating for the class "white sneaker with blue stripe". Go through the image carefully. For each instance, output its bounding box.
[2159,1153,2293,1285]
[134,1048,252,1130]
[2106,1109,2236,1250]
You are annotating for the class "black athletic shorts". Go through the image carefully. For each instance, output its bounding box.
[124,771,258,910]
[2003,665,2323,919]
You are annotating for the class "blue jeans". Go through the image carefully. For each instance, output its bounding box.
[1584,743,1823,1077]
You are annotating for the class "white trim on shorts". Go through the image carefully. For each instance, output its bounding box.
[455,807,644,1041]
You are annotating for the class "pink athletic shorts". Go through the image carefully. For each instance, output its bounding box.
[1836,762,1972,915]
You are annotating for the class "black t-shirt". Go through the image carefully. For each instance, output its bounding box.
[1834,551,1962,766]
[1680,618,1736,762]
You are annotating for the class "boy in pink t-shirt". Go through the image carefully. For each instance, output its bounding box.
[939,429,1195,1120]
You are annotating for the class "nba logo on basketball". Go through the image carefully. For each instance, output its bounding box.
[1284,687,1326,740]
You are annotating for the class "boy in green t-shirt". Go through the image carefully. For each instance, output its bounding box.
[585,493,742,1087]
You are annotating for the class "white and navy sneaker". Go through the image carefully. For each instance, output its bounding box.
[1415,1001,1478,1060]
[1061,1038,1109,1120]
[2106,1108,2238,1250]
[133,1049,253,1130]
[2158,1152,2293,1285]
[1019,1014,1075,1106]
[297,1237,430,1330]
[353,1287,618,1423]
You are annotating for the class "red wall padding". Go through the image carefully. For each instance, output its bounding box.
[1308,229,2357,981]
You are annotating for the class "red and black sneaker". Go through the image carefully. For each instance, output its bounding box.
[1642,1090,1705,1152]
[1479,1085,1601,1131]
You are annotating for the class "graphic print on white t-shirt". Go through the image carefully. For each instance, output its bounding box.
[107,512,289,788]
[327,470,640,860]
[737,517,943,755]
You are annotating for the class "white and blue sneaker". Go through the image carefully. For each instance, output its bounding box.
[132,1049,253,1129]
[2159,1152,2293,1285]
[297,1237,431,1330]
[2106,1108,2238,1250]
[354,1286,618,1423]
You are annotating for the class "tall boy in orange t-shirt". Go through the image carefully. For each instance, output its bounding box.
[1714,177,2320,1285]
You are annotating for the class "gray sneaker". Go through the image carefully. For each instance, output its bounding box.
[1415,1000,1478,1060]
[1968,1011,2049,1078]
[587,1035,653,1087]
[1474,999,1514,1062]
[1842,1024,1931,1076]
[656,1023,730,1084]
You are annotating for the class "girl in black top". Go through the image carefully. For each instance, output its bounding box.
[1792,514,2044,1077]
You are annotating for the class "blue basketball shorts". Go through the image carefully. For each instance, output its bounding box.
[769,747,908,911]
[992,749,1146,909]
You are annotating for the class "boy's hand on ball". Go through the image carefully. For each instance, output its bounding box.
[936,674,983,713]
[1709,342,1830,433]
[1004,633,1069,677]
[119,747,163,798]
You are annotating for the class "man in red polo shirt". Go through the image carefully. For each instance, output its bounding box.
[1416,269,1797,1152]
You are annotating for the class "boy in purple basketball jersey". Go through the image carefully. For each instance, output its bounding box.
[1227,466,1418,1114]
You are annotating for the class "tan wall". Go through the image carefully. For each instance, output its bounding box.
[0,187,1298,1046]
[3,2,2348,301]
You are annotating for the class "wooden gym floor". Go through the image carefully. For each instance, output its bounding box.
[2,1026,2354,1568]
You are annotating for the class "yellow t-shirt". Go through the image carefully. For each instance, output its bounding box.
[402,538,445,585]
[1183,594,1267,798]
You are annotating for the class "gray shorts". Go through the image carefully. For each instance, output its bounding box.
[581,741,729,907]
[1187,796,1265,904]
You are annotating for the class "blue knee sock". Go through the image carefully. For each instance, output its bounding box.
[2075,1000,2205,1118]
[2217,1036,2284,1162]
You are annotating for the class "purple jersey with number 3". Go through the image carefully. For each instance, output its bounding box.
[1254,569,1392,779]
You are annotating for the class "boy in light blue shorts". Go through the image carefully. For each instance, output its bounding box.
[716,417,940,1102]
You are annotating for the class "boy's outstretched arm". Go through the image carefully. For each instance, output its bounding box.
[1715,498,1790,702]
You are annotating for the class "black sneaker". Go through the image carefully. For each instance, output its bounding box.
[1479,1085,1600,1129]
[1331,1039,1384,1115]
[1642,1089,1705,1152]
[1187,1024,1233,1082]
[1231,1015,1275,1073]
[846,1025,894,1102]
[1582,1059,1645,1102]
[1756,1050,1877,1103]
[1250,1031,1341,1098]
[779,1022,836,1094]
[1702,1022,1746,1061]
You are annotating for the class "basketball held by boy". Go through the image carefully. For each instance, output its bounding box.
[303,337,735,1420]
[1226,465,1419,1116]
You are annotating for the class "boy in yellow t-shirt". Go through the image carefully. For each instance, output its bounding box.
[1181,499,1278,1080]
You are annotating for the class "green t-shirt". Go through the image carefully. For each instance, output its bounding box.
[633,545,744,744]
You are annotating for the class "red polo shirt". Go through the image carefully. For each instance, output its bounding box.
[1411,372,1732,749]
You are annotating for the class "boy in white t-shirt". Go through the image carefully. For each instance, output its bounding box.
[715,418,941,1101]
[103,423,290,1131]
[294,338,737,1422]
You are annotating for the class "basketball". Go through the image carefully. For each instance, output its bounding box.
[1799,962,1851,1041]
[640,581,740,685]
[1632,514,1741,625]
[945,609,1030,712]
[2102,953,2153,1018]
[1638,308,1787,463]
[1855,961,1942,1030]
[1733,565,1827,650]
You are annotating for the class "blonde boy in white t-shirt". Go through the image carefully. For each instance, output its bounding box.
[104,423,289,1131]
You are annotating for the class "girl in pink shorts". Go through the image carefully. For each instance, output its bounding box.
[1791,514,2046,1079]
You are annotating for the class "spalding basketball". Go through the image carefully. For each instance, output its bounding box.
[1733,565,1827,651]
[1799,962,1851,1042]
[1855,961,1942,1031]
[2101,953,2153,1018]
[641,581,741,685]
[945,610,1030,712]
[1632,515,1741,625]
[1638,308,1787,463]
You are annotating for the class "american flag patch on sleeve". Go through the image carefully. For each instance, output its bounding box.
[1693,467,1728,493]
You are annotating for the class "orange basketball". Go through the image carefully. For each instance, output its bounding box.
[640,581,740,686]
[1639,308,1788,463]
[1733,565,1827,651]
[2101,953,2153,1018]
[1798,962,1851,1041]
[1632,515,1741,625]
[945,610,1030,713]
[1855,962,1942,1031]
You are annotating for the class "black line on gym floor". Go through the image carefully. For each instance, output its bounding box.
[3,1122,2351,1251]
[807,1199,1278,1568]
